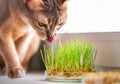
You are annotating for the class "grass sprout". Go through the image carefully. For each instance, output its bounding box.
[40,40,97,74]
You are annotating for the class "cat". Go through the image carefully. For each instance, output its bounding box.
[0,0,68,78]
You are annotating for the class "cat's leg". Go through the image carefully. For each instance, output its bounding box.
[0,56,5,69]
[16,32,36,63]
[0,55,5,75]
[0,38,25,78]
[15,32,40,71]
[21,35,40,71]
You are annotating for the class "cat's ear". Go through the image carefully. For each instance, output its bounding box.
[61,0,69,3]
[22,0,46,11]
[23,0,30,4]
[61,0,69,10]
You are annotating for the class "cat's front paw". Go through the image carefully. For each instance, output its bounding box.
[7,67,25,78]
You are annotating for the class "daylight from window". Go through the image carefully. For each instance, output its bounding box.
[58,0,120,33]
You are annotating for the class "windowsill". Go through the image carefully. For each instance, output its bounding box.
[0,72,82,84]
[0,65,120,84]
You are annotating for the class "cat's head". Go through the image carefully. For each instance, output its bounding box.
[22,0,68,42]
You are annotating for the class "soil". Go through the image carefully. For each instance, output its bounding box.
[46,68,95,79]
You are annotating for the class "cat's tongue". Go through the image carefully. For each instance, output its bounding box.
[46,33,57,43]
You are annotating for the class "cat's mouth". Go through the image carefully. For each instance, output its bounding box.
[46,33,57,43]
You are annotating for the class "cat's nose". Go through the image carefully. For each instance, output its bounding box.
[47,31,53,39]
[47,33,53,39]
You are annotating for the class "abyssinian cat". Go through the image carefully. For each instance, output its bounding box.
[0,0,68,78]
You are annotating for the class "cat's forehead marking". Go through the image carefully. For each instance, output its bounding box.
[42,0,62,25]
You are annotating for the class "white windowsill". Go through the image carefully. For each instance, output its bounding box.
[0,72,82,84]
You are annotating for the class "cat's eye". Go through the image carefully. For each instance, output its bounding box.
[37,21,45,27]
[56,22,65,30]
[56,27,61,31]
[58,22,65,26]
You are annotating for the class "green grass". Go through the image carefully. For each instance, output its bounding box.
[40,40,97,73]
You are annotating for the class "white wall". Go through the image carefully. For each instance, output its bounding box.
[52,33,120,68]
[58,0,120,33]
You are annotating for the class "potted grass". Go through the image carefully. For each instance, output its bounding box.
[40,40,97,82]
